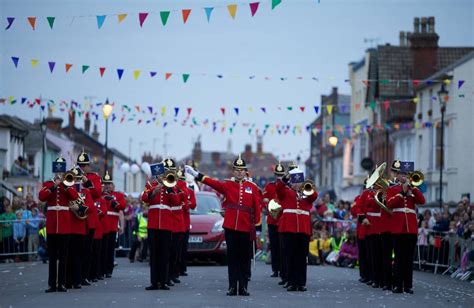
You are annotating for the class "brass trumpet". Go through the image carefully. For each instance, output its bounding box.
[302,180,316,196]
[410,170,424,187]
[62,172,75,187]
[162,169,177,188]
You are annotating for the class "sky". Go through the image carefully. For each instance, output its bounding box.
[1,0,473,162]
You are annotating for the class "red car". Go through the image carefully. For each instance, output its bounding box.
[188,191,227,265]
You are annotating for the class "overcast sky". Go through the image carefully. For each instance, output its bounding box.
[1,0,473,162]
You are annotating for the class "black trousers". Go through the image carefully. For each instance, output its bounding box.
[268,224,280,274]
[66,234,84,286]
[149,229,172,286]
[281,233,309,287]
[106,231,117,276]
[47,234,69,288]
[367,234,382,285]
[279,232,288,282]
[82,229,95,281]
[381,232,393,288]
[357,238,368,280]
[169,232,184,280]
[99,233,109,277]
[89,238,102,280]
[393,233,417,290]
[225,228,251,289]
[179,231,190,274]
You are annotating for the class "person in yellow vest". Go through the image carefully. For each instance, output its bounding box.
[129,208,148,263]
[38,225,48,263]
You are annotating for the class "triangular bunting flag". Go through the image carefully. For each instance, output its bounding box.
[160,11,170,26]
[174,107,180,117]
[272,0,282,10]
[139,13,149,27]
[383,100,390,110]
[65,63,73,73]
[220,107,225,116]
[204,7,214,22]
[458,80,465,89]
[96,15,106,29]
[48,61,55,73]
[27,17,36,30]
[234,107,239,115]
[117,69,124,80]
[99,67,106,77]
[11,56,19,68]
[31,59,38,68]
[133,70,141,80]
[148,106,153,113]
[118,14,127,24]
[326,105,333,115]
[412,80,420,87]
[187,107,192,116]
[82,65,90,74]
[47,17,55,29]
[5,17,15,30]
[182,74,190,83]
[165,73,172,80]
[227,4,237,19]
[249,2,260,17]
[182,9,191,24]
[287,106,293,111]
[299,106,305,112]
[161,107,166,116]
[314,106,319,114]
[150,71,157,77]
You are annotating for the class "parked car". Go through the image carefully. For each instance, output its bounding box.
[188,191,227,265]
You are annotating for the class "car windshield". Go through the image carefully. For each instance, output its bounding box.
[191,193,221,215]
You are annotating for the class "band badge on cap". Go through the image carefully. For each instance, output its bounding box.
[391,160,401,172]
[77,150,91,165]
[233,154,247,169]
[102,170,113,183]
[274,162,285,175]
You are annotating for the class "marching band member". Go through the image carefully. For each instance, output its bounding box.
[386,161,425,294]
[180,162,198,276]
[350,184,369,284]
[102,171,126,278]
[276,167,317,292]
[39,157,79,293]
[262,162,286,278]
[185,154,261,296]
[90,195,107,282]
[142,161,182,290]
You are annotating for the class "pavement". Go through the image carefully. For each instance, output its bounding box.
[0,258,473,308]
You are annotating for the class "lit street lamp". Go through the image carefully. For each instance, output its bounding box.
[102,99,113,173]
[328,134,338,192]
[437,83,448,209]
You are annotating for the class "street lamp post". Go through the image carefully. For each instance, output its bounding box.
[437,84,448,209]
[40,119,46,183]
[328,134,338,191]
[102,99,113,173]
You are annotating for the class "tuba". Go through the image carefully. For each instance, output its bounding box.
[366,163,392,214]
[69,193,88,220]
[268,199,282,219]
[410,170,424,187]
[302,180,316,196]
[162,169,177,188]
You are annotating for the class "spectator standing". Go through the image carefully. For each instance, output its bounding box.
[0,204,16,262]
[27,208,41,260]
[13,210,27,261]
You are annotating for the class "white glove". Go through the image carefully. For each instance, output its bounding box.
[185,165,198,177]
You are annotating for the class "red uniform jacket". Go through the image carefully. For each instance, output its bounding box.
[262,182,280,226]
[350,193,368,239]
[69,188,92,235]
[386,185,425,234]
[85,188,99,231]
[169,180,187,233]
[177,180,197,232]
[141,183,182,231]
[93,197,107,239]
[363,190,382,235]
[104,191,126,233]
[38,181,79,235]
[84,172,102,200]
[275,180,318,236]
[202,177,261,234]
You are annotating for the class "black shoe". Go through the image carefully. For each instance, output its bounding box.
[65,285,72,289]
[166,280,175,287]
[298,286,307,292]
[372,283,380,288]
[365,280,373,285]
[180,272,188,276]
[287,285,298,292]
[73,284,82,289]
[278,280,287,285]
[283,282,290,288]
[160,284,170,290]
[97,276,104,280]
[382,285,392,291]
[271,272,279,277]
[81,279,91,286]
[238,288,250,296]
[129,259,135,263]
[105,274,112,278]
[404,288,414,294]
[57,285,67,292]
[145,285,159,290]
[91,278,98,283]
[226,287,237,296]
[172,277,181,284]
[392,287,403,294]
[45,287,56,293]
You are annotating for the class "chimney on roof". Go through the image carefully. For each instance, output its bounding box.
[211,152,221,166]
[44,105,63,132]
[92,123,99,141]
[256,135,263,155]
[192,135,202,163]
[399,31,406,47]
[414,17,420,33]
[68,108,75,137]
[84,112,91,134]
[408,16,439,80]
[243,144,252,163]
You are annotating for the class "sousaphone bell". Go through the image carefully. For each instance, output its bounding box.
[366,162,392,214]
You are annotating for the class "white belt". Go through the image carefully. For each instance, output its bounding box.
[283,209,309,216]
[107,211,120,216]
[149,204,171,210]
[367,212,381,217]
[47,206,69,211]
[171,206,183,211]
[392,208,416,214]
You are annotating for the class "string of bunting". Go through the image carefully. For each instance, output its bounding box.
[1,95,448,137]
[4,0,286,31]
